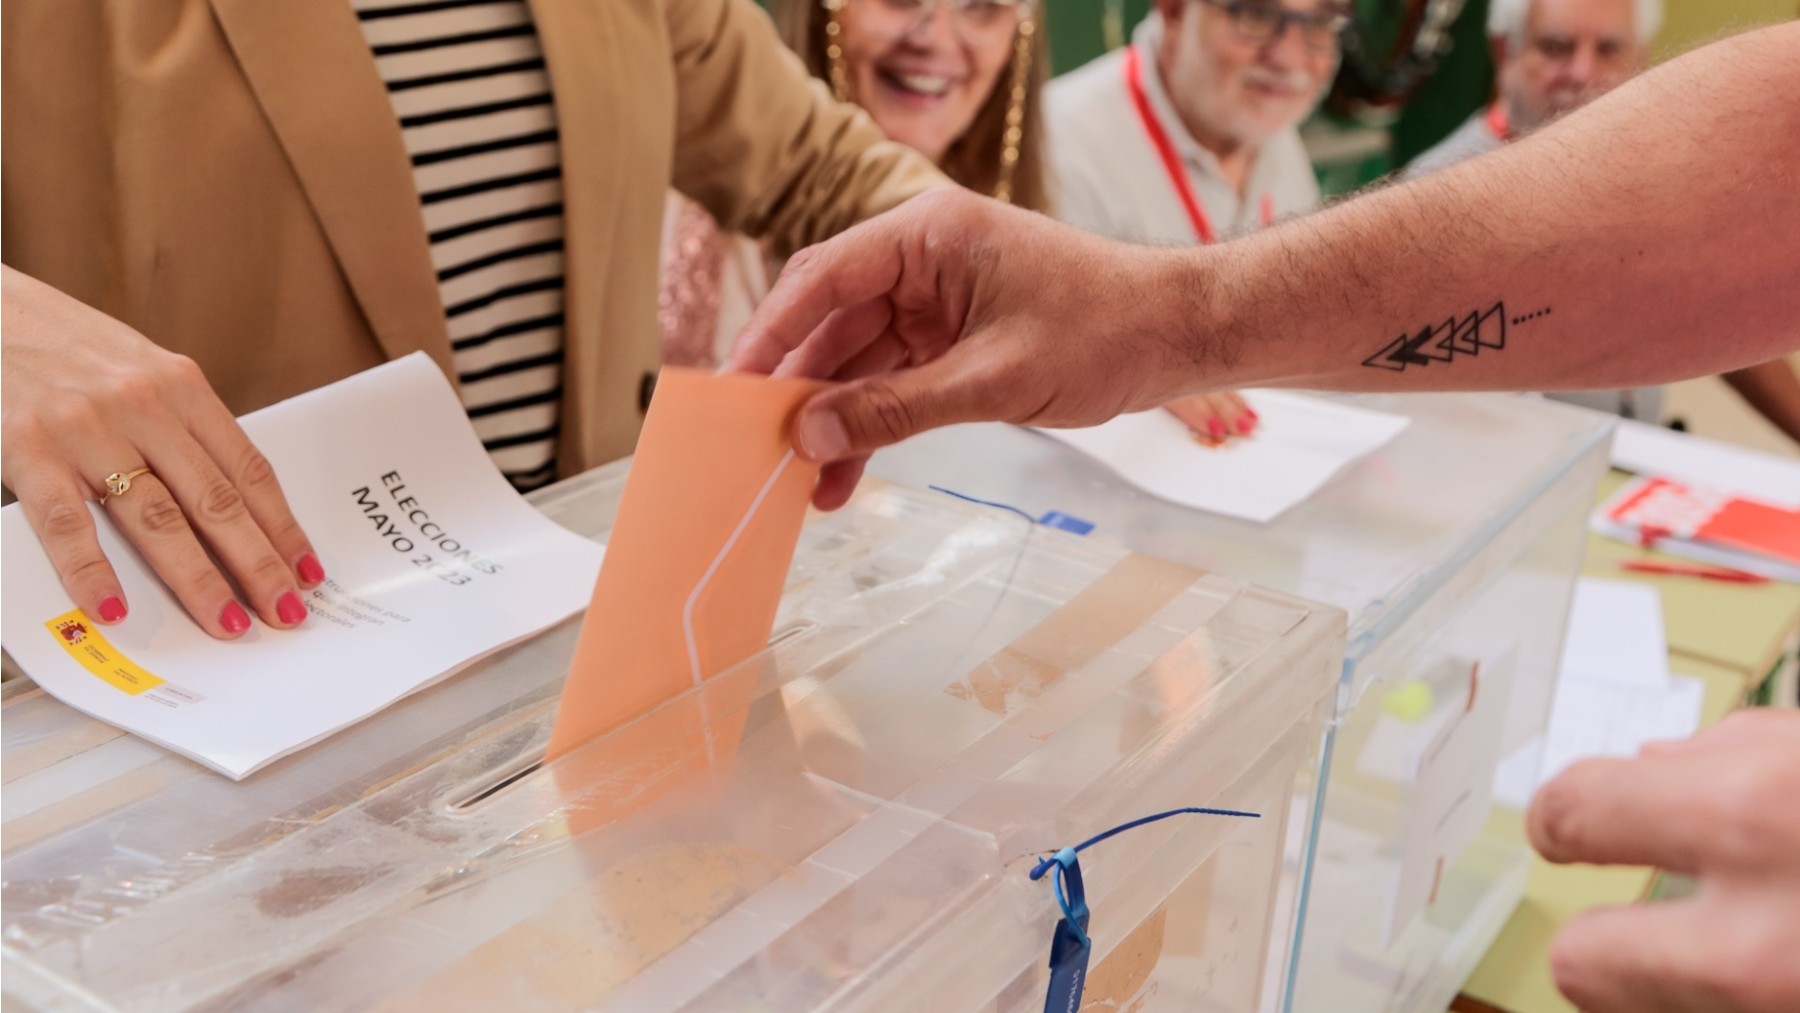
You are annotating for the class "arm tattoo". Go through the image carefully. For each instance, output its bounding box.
[1361,301,1550,372]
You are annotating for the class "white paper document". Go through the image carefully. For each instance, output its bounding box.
[1556,578,1670,690]
[1611,418,1800,510]
[1493,676,1704,810]
[1,355,604,779]
[1490,577,1699,808]
[1037,391,1411,523]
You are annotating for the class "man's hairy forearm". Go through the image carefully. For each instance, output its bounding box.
[1167,21,1800,396]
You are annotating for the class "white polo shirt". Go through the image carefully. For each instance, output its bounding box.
[1045,13,1320,245]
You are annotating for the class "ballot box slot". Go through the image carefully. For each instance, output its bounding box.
[767,618,816,648]
[447,756,544,812]
[441,619,816,814]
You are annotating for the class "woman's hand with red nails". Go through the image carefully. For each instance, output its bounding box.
[2,266,324,639]
[1165,391,1255,445]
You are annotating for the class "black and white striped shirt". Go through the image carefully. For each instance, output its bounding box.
[352,0,566,491]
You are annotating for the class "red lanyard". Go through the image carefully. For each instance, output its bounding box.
[1484,101,1512,142]
[1123,44,1273,245]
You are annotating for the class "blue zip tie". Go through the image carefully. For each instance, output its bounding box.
[1037,510,1095,536]
[928,485,1040,525]
[1033,813,1260,1013]
[1027,806,1263,882]
[1047,847,1090,948]
[1030,806,1263,957]
[929,485,1095,537]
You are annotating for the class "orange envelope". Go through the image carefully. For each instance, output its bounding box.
[545,367,825,761]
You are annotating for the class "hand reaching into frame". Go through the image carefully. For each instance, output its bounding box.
[1529,709,1800,1013]
[729,188,1221,508]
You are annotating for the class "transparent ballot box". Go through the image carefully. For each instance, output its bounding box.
[2,475,1343,1012]
[870,392,1615,1013]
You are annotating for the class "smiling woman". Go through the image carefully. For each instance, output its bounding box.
[799,0,1049,206]
[656,0,1050,370]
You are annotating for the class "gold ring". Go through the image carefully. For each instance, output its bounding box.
[100,467,153,505]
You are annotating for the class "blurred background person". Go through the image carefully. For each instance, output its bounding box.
[1403,0,1800,443]
[658,0,1049,369]
[1043,0,1347,443]
[1405,0,1658,176]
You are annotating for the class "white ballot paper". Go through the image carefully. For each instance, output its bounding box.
[1037,391,1411,522]
[1492,676,1704,810]
[1555,578,1671,690]
[1,354,604,779]
[1491,577,1700,809]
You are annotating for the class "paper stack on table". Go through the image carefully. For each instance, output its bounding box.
[1036,391,1410,523]
[1594,475,1800,583]
[0,354,604,779]
[1493,577,1703,808]
[1610,418,1800,509]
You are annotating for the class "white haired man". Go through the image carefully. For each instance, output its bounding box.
[1405,0,1661,177]
[1044,0,1349,441]
[1403,0,1800,443]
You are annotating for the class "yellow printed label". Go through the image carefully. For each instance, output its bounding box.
[44,609,165,696]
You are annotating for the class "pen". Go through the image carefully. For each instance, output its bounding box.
[1618,560,1771,585]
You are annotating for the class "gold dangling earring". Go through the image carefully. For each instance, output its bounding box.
[993,14,1034,205]
[822,1,852,103]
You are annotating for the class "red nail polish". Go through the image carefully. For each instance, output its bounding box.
[297,552,325,585]
[277,591,307,625]
[1235,414,1256,435]
[98,596,128,623]
[1207,418,1227,440]
[1245,408,1260,423]
[220,601,252,635]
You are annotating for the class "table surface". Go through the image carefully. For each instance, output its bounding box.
[1455,469,1797,1013]
[1582,471,1800,679]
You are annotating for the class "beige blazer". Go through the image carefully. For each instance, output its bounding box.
[1,0,941,473]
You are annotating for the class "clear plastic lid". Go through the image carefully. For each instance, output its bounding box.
[868,393,1612,704]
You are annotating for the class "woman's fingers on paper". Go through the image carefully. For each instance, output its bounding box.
[13,470,129,626]
[182,390,323,590]
[1166,392,1254,445]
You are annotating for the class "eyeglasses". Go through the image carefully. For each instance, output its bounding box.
[1197,0,1351,54]
[824,0,1035,49]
